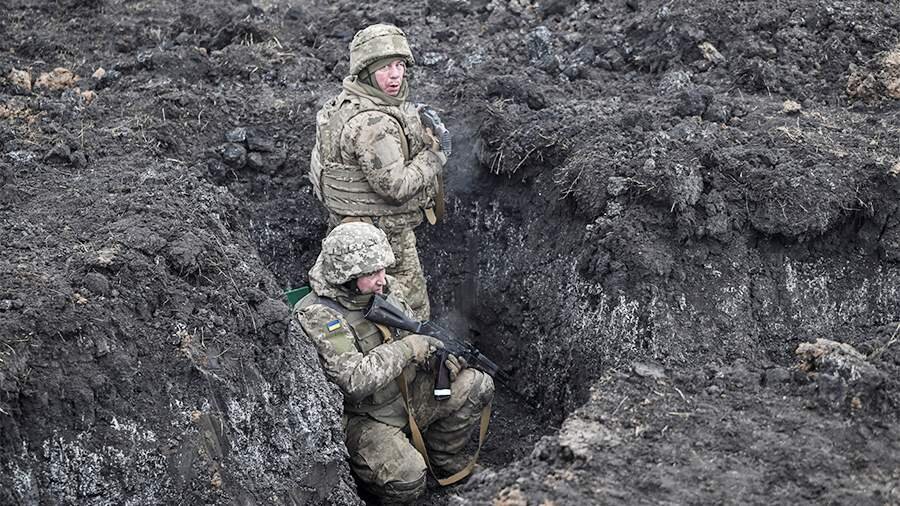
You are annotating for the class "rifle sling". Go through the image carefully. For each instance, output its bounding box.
[373,322,490,487]
[424,171,445,225]
[434,171,446,221]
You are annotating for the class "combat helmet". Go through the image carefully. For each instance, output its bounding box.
[349,24,415,76]
[320,222,396,285]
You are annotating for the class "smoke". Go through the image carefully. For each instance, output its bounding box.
[441,118,488,196]
[418,115,489,344]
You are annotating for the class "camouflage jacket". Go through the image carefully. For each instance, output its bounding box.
[292,267,420,427]
[310,77,446,231]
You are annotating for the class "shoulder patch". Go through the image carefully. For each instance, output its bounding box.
[326,319,342,332]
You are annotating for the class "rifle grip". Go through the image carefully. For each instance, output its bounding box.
[433,348,451,401]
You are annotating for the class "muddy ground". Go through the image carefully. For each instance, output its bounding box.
[2,0,900,505]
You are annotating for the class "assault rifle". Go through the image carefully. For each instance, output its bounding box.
[365,294,511,401]
[415,103,450,223]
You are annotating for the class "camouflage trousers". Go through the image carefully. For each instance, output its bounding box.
[328,215,431,320]
[344,368,495,505]
[382,227,430,321]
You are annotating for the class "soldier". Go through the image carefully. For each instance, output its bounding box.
[292,222,494,504]
[309,23,446,320]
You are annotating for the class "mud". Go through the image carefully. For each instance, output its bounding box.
[2,0,900,505]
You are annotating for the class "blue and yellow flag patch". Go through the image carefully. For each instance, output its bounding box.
[326,319,342,332]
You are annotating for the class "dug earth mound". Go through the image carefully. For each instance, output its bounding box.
[2,0,899,505]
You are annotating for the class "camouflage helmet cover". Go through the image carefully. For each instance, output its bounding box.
[349,24,415,76]
[320,222,396,285]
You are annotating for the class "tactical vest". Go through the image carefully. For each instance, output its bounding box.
[298,292,413,426]
[311,90,431,218]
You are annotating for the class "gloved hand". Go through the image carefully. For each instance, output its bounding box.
[423,129,448,166]
[446,354,468,381]
[403,334,444,364]
[424,128,442,153]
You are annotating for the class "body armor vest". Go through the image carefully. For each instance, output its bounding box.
[311,90,430,218]
[299,292,413,426]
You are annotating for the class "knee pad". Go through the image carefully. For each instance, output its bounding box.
[464,369,495,407]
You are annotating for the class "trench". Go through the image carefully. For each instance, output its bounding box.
[243,150,570,498]
[240,121,900,503]
[3,0,900,503]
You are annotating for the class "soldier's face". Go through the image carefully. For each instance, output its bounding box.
[356,269,387,294]
[373,59,406,96]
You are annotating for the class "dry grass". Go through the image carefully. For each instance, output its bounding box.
[868,323,900,362]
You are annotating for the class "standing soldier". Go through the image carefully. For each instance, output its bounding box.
[309,23,447,320]
[292,222,494,504]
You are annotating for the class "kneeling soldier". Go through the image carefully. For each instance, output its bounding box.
[291,222,494,504]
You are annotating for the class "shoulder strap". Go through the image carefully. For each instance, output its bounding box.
[315,295,348,315]
[317,295,396,344]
